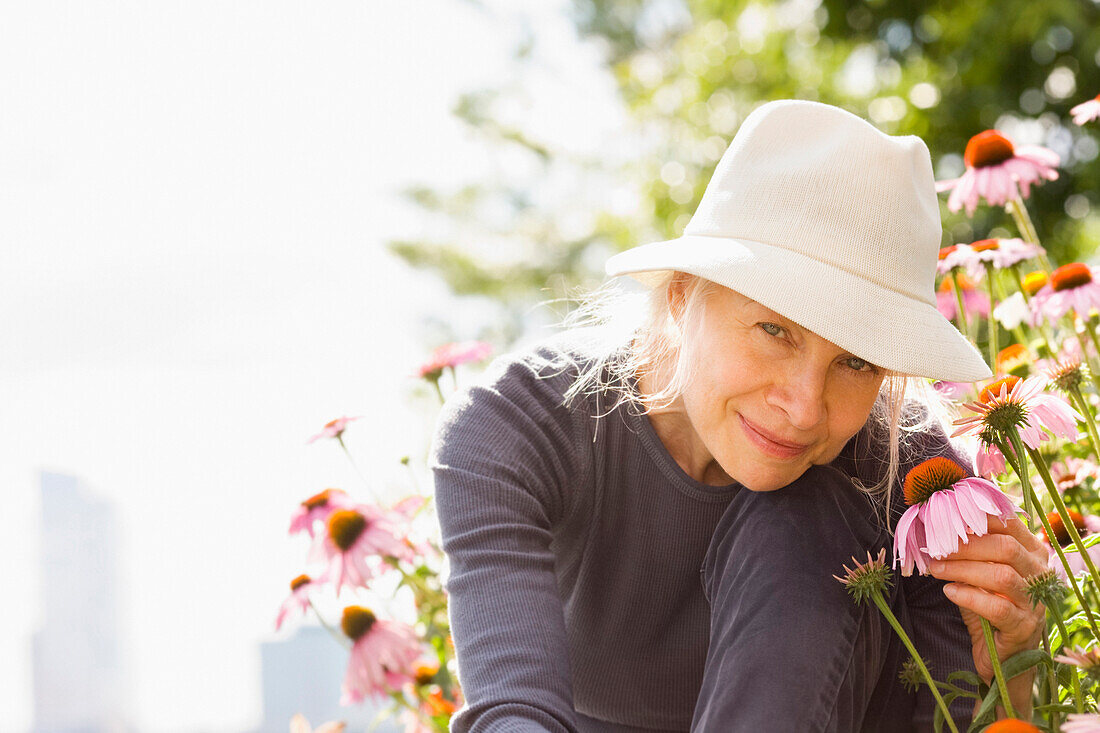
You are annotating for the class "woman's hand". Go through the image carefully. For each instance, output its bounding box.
[927,513,1048,718]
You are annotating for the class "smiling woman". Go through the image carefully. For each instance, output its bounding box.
[429,100,1048,732]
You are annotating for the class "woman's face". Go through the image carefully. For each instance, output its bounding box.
[676,285,886,492]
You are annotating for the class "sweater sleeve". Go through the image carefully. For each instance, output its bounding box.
[429,355,586,733]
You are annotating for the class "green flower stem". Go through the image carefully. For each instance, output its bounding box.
[950,270,970,341]
[338,436,383,504]
[1047,607,1084,714]
[1007,436,1100,640]
[869,591,961,733]
[1083,314,1100,380]
[1067,384,1100,460]
[1006,197,1051,273]
[429,376,446,405]
[1000,433,1034,529]
[986,263,999,368]
[989,270,1030,347]
[308,599,353,651]
[980,617,1016,718]
[1066,314,1100,393]
[1040,632,1058,732]
[1028,444,1100,594]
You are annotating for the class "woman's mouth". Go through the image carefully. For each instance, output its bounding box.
[738,415,812,459]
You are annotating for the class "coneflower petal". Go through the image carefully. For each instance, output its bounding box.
[953,484,991,535]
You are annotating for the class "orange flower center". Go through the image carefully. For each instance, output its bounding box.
[1023,271,1049,295]
[971,238,1000,252]
[938,273,978,293]
[995,344,1029,375]
[1042,509,1087,546]
[341,605,377,641]
[1051,262,1093,292]
[938,245,958,260]
[426,688,458,715]
[964,130,1016,168]
[979,375,1021,403]
[414,663,439,685]
[903,457,967,506]
[984,719,1042,733]
[290,574,311,592]
[328,509,367,551]
[302,488,344,510]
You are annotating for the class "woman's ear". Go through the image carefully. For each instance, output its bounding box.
[667,272,691,327]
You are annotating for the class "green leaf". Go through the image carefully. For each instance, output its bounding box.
[967,683,1000,730]
[947,670,984,689]
[999,648,1050,679]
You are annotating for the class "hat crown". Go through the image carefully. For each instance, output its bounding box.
[683,100,941,307]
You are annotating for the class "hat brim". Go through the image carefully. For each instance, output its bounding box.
[605,234,992,383]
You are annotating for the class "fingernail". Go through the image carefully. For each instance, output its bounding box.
[944,585,957,599]
[929,560,945,572]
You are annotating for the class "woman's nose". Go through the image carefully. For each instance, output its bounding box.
[769,362,828,431]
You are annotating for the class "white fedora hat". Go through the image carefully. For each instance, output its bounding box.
[605,99,991,383]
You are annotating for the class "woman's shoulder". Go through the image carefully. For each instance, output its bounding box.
[431,331,612,452]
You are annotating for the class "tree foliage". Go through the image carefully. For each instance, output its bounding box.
[392,0,1100,338]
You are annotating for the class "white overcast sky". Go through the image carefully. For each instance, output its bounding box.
[0,2,626,731]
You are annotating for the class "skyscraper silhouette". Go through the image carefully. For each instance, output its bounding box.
[32,471,126,733]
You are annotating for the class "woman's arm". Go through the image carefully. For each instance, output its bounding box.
[430,360,585,733]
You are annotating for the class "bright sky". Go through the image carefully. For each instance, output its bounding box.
[0,2,624,731]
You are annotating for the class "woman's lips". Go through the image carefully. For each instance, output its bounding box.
[738,415,811,459]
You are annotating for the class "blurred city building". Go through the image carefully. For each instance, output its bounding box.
[256,625,398,733]
[32,471,127,733]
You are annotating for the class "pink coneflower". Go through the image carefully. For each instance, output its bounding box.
[932,380,971,400]
[893,457,1019,576]
[340,606,422,704]
[936,275,990,320]
[950,238,1046,281]
[1071,94,1100,126]
[275,574,315,631]
[1065,713,1100,732]
[975,441,1007,478]
[417,341,493,381]
[1056,645,1100,676]
[1049,456,1100,495]
[936,129,1060,216]
[307,416,362,444]
[936,244,967,276]
[1030,262,1100,324]
[309,504,416,593]
[953,375,1081,449]
[288,488,351,538]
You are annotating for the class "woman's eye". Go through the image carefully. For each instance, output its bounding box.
[759,322,783,337]
[844,356,873,372]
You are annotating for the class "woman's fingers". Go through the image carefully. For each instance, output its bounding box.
[943,582,1044,648]
[928,558,1029,607]
[937,523,1048,579]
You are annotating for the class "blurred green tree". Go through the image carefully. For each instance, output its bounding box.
[392,0,1100,341]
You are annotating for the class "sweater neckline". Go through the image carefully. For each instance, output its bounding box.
[621,372,742,501]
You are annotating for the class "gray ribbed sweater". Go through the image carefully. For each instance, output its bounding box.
[430,334,975,732]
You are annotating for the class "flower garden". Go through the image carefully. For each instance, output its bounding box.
[276,93,1100,733]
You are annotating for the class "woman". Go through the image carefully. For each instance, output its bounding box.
[430,100,1048,731]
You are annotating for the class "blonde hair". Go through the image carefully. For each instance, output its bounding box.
[554,270,950,529]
